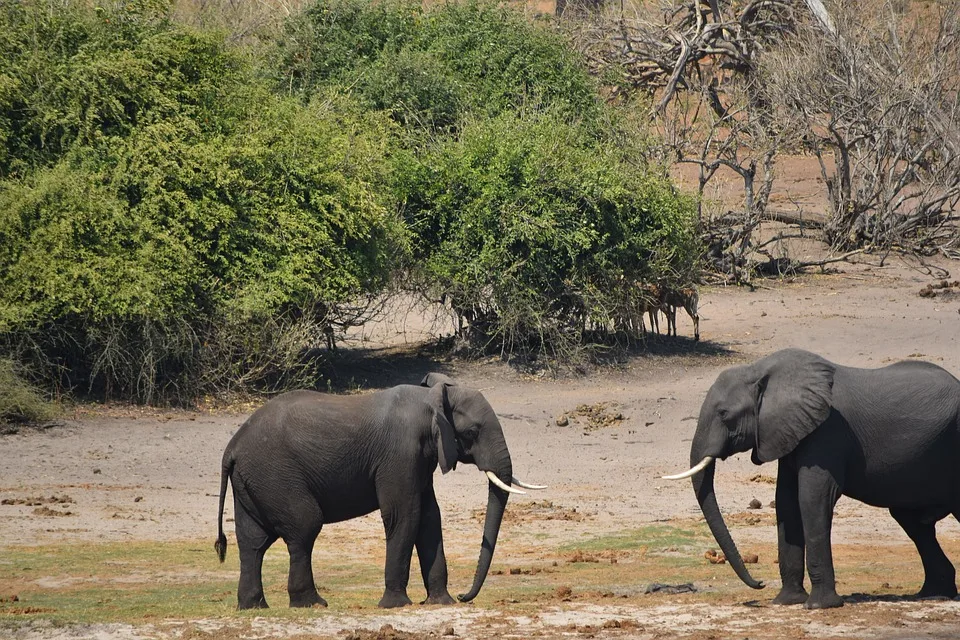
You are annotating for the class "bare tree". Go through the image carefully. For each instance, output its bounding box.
[565,0,805,280]
[764,1,960,257]
[565,0,960,276]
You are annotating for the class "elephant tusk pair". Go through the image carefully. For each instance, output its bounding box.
[662,456,714,480]
[484,471,547,494]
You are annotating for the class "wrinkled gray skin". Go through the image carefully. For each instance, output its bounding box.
[215,374,515,609]
[687,349,960,609]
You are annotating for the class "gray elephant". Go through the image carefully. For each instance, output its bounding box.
[665,349,960,609]
[215,374,544,609]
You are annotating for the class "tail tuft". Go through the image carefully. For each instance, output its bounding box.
[215,534,227,563]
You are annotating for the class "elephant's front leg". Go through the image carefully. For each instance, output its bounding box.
[798,465,844,609]
[772,459,808,605]
[378,495,421,608]
[415,484,455,605]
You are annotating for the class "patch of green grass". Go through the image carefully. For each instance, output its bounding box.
[0,541,387,624]
[558,523,711,553]
[0,527,790,627]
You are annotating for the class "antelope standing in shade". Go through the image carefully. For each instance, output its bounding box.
[661,286,700,341]
[636,283,663,336]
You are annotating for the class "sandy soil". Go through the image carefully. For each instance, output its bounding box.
[2,153,960,638]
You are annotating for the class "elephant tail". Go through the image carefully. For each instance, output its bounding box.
[215,453,234,563]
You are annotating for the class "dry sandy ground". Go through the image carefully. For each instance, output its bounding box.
[2,252,960,639]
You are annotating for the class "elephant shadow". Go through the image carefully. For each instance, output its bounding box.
[742,592,959,608]
[843,592,959,604]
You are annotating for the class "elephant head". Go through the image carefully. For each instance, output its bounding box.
[420,373,545,602]
[664,349,835,589]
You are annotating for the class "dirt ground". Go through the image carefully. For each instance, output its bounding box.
[3,157,960,639]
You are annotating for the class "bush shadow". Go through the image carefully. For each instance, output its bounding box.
[319,343,455,392]
[321,333,738,393]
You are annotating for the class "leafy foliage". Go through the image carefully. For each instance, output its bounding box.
[275,0,603,132]
[0,1,406,402]
[396,109,699,359]
[0,0,700,402]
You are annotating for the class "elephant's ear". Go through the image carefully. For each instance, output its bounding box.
[421,372,457,388]
[753,350,835,464]
[427,383,459,474]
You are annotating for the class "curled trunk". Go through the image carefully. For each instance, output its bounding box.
[458,466,511,602]
[693,461,764,589]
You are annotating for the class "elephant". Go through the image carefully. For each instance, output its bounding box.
[214,374,545,609]
[664,348,960,609]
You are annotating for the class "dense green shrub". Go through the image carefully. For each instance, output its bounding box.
[395,109,699,359]
[0,1,244,177]
[0,2,407,402]
[275,0,603,132]
[275,0,698,361]
[0,0,701,402]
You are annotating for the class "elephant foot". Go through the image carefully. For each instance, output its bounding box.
[772,588,808,606]
[378,589,413,608]
[421,590,456,605]
[238,594,269,610]
[917,582,957,600]
[290,590,327,608]
[804,587,844,610]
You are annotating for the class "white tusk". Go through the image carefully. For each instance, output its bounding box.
[662,456,715,480]
[511,476,547,490]
[486,470,526,494]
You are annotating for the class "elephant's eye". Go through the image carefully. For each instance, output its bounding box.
[718,408,730,421]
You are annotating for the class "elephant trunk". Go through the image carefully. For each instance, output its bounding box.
[692,459,764,589]
[458,457,512,602]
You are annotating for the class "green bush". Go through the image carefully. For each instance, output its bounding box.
[395,109,699,360]
[0,0,702,402]
[0,2,407,402]
[275,0,603,132]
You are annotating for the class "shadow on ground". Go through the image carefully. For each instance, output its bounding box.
[322,334,737,392]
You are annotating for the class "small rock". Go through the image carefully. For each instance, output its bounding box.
[555,585,573,598]
[704,549,726,564]
[134,496,143,503]
[93,468,101,475]
[509,567,522,575]
[769,500,777,509]
[442,626,455,636]
[748,498,762,509]
[556,415,569,427]
[163,433,172,440]
[743,553,759,564]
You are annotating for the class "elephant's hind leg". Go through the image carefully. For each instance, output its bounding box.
[893,507,957,599]
[416,485,455,605]
[234,504,277,609]
[285,505,327,608]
